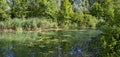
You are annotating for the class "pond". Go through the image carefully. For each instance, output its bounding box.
[0,29,101,57]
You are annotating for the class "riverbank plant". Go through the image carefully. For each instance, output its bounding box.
[89,0,120,57]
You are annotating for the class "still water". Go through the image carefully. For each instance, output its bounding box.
[0,29,100,57]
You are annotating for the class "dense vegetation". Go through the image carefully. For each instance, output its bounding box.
[0,0,120,57]
[0,0,99,31]
[90,0,120,57]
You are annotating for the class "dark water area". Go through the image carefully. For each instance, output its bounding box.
[0,29,101,57]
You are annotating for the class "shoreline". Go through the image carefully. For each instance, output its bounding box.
[0,27,96,32]
[0,28,64,32]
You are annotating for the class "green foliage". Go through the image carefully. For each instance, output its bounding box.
[38,17,58,28]
[72,0,89,13]
[113,0,120,26]
[105,0,114,22]
[90,1,120,57]
[56,0,74,28]
[0,0,10,20]
[11,0,27,18]
[99,0,114,23]
[71,13,84,23]
[0,18,59,31]
[72,14,98,28]
[59,0,73,19]
[71,13,84,28]
[90,0,114,23]
[90,25,120,57]
[83,14,98,28]
[22,19,37,30]
[90,2,103,18]
[26,0,58,18]
[42,0,58,18]
[0,0,99,29]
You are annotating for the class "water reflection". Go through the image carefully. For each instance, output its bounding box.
[70,46,82,56]
[29,50,35,57]
[3,45,15,57]
[0,29,100,57]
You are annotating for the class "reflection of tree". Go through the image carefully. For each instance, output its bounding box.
[70,43,82,57]
[3,45,15,57]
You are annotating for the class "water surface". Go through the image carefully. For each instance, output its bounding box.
[0,29,100,57]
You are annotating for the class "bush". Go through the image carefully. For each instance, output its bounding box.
[21,19,37,30]
[0,0,10,20]
[84,14,98,28]
[0,22,5,29]
[72,14,98,28]
[36,17,58,28]
[90,25,120,57]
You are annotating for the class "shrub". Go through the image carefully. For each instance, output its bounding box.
[0,0,10,20]
[0,22,5,29]
[84,14,98,28]
[70,13,84,28]
[21,19,37,30]
[39,17,58,28]
[90,25,120,57]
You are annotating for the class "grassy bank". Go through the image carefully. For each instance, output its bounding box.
[0,17,57,31]
[0,17,98,32]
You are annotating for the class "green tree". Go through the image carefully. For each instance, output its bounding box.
[100,0,114,23]
[72,0,89,13]
[90,0,120,57]
[11,0,27,18]
[43,0,58,18]
[90,2,103,18]
[57,0,74,27]
[0,0,10,20]
[60,0,74,19]
[90,0,114,23]
[114,0,120,26]
[90,25,120,57]
[27,0,58,18]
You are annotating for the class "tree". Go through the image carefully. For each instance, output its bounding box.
[60,0,73,19]
[90,2,103,18]
[114,0,120,26]
[100,0,114,23]
[26,0,58,18]
[90,0,114,23]
[90,0,120,57]
[0,0,10,20]
[71,0,89,13]
[11,0,27,18]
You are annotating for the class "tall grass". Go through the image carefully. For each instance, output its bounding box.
[0,17,58,31]
[0,16,98,31]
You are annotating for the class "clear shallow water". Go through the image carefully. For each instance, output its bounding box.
[0,29,100,57]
